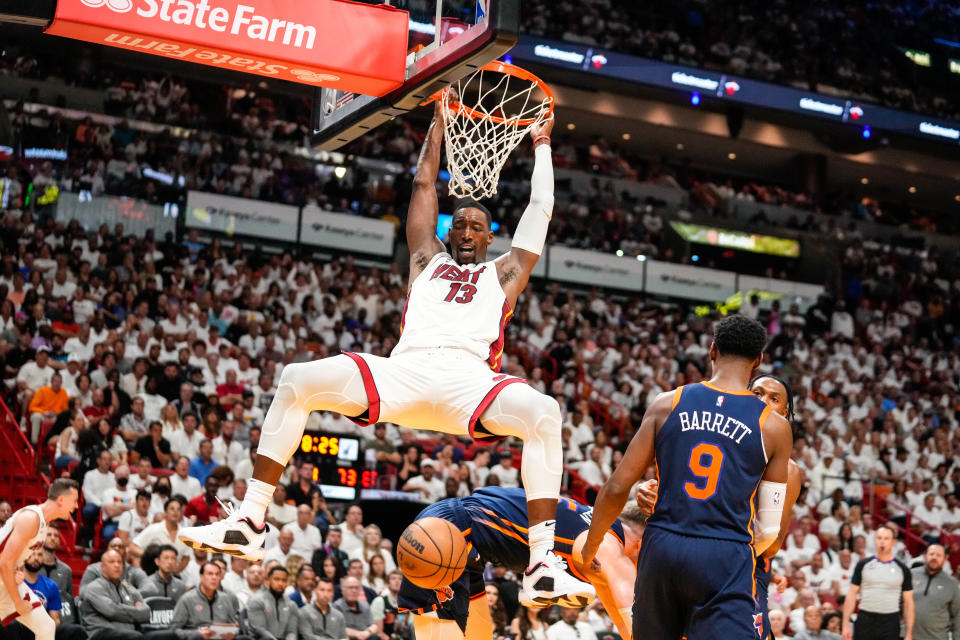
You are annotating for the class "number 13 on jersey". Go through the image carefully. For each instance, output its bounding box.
[684,442,724,500]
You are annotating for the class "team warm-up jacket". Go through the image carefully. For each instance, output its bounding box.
[170,588,243,640]
[246,589,299,640]
[297,602,348,640]
[139,572,188,602]
[79,576,151,634]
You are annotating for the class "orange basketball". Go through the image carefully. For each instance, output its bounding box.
[396,517,468,590]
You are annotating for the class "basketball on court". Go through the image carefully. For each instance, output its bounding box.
[397,517,469,590]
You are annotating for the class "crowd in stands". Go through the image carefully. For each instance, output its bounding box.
[0,184,957,636]
[521,0,960,121]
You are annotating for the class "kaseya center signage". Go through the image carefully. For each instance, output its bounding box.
[45,0,408,95]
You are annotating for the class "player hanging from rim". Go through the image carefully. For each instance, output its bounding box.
[0,479,80,639]
[179,98,595,606]
[396,487,645,640]
[634,373,804,640]
[580,315,794,640]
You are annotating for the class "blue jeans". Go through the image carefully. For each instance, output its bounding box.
[54,455,79,471]
[101,522,118,541]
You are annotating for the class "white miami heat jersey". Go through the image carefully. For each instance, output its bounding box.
[393,252,512,371]
[0,505,46,566]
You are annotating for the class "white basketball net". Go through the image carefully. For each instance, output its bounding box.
[440,66,552,199]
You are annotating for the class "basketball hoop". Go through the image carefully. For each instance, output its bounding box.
[431,61,554,199]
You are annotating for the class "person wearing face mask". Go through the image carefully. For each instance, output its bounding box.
[15,547,87,640]
[100,466,136,541]
[246,566,299,640]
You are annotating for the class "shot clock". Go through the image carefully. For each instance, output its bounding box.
[298,431,377,500]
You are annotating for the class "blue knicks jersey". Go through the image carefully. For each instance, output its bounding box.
[648,382,771,544]
[419,488,624,571]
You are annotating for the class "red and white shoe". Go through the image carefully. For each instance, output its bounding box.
[519,551,596,608]
[178,500,267,562]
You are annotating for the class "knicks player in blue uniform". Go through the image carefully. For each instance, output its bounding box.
[581,314,793,640]
[635,373,804,639]
[397,487,646,640]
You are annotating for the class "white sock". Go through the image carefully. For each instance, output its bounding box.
[237,479,275,528]
[527,519,555,565]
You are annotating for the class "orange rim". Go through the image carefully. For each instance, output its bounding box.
[426,61,554,126]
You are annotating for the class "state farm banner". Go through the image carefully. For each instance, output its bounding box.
[185,190,298,241]
[548,246,643,291]
[484,236,547,278]
[45,0,407,95]
[644,259,736,302]
[299,206,395,256]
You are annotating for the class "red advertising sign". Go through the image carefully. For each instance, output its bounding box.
[45,0,408,96]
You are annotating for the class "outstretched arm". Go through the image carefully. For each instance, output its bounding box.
[580,391,672,567]
[407,100,447,282]
[754,413,793,555]
[496,116,555,308]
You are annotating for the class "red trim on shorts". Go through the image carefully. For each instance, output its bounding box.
[468,378,527,442]
[399,297,410,335]
[486,300,513,372]
[1,601,41,625]
[341,351,381,426]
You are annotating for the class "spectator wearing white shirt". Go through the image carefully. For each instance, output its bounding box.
[800,553,833,597]
[128,458,155,492]
[16,348,54,409]
[818,503,847,540]
[211,420,246,470]
[169,412,204,460]
[263,528,296,567]
[402,459,446,502]
[265,483,298,529]
[282,504,324,560]
[170,456,203,500]
[487,455,519,489]
[547,607,598,640]
[577,447,611,487]
[116,489,153,542]
[64,324,95,362]
[100,465,137,540]
[339,505,365,560]
[221,557,249,595]
[780,529,817,569]
[828,549,856,597]
[912,493,943,544]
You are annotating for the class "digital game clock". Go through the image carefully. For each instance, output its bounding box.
[298,432,378,501]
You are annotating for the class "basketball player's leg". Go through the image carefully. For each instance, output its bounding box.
[10,605,55,640]
[478,384,594,605]
[411,598,491,640]
[179,354,369,558]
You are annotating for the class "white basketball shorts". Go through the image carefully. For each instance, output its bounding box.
[342,348,526,441]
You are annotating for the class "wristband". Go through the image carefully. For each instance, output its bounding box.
[533,135,551,147]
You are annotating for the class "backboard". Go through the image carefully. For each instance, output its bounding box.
[311,0,519,150]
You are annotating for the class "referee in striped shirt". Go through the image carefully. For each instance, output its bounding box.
[842,523,915,640]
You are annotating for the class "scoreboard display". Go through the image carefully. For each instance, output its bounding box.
[298,432,377,501]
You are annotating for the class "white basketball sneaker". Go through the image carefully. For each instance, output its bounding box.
[178,501,267,562]
[519,551,596,608]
